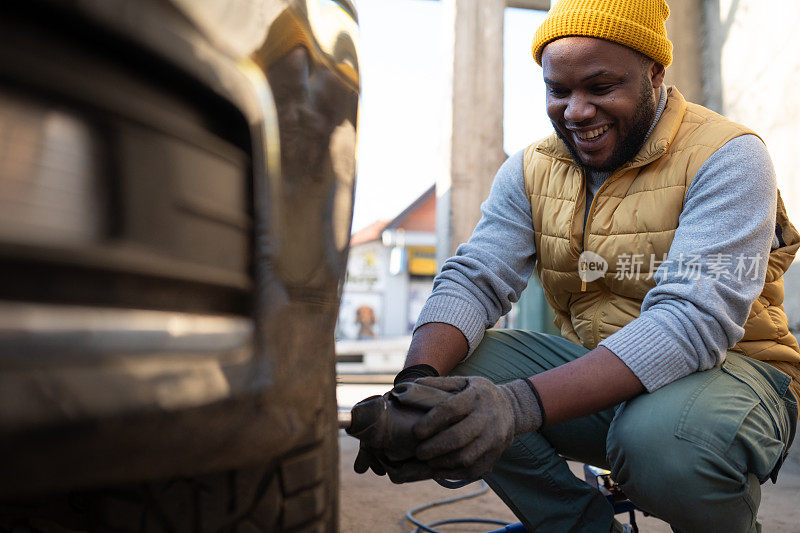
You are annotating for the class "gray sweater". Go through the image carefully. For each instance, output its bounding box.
[416,122,778,392]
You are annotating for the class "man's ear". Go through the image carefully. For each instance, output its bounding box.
[651,62,666,88]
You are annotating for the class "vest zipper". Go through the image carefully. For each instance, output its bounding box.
[583,167,626,343]
[581,167,622,291]
[577,170,588,291]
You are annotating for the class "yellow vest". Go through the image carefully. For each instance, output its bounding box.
[523,87,800,398]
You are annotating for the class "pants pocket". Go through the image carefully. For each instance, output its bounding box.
[722,356,795,482]
[674,370,761,460]
[674,356,790,484]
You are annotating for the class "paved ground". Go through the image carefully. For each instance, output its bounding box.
[338,382,800,532]
[340,432,800,531]
[339,430,519,533]
[339,431,673,532]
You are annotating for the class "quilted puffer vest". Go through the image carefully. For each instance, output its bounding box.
[523,87,800,396]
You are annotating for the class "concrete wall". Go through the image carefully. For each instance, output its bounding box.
[708,0,800,327]
[664,0,800,224]
[438,0,506,264]
[711,0,800,225]
[664,0,704,104]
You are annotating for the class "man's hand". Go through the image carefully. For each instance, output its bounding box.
[350,381,456,483]
[354,444,435,483]
[411,376,543,480]
[353,443,387,476]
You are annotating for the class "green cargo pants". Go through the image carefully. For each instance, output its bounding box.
[450,330,798,533]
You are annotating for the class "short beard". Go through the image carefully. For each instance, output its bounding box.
[554,74,657,174]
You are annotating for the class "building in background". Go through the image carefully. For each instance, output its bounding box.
[337,186,437,340]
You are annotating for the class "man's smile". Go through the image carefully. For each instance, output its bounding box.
[573,125,610,141]
[568,124,613,154]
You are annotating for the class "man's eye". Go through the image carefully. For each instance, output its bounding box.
[593,84,613,94]
[548,86,568,97]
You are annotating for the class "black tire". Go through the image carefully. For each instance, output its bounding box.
[1,433,338,533]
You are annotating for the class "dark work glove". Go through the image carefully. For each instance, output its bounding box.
[354,443,435,483]
[354,438,435,483]
[351,390,394,478]
[412,376,544,480]
[394,364,439,386]
[350,381,453,483]
[353,442,386,476]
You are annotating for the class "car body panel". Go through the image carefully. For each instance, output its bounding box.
[0,0,359,496]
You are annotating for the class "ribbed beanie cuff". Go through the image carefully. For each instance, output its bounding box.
[532,0,673,67]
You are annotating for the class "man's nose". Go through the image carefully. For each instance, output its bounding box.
[564,95,596,124]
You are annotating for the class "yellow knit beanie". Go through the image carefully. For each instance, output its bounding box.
[532,0,673,67]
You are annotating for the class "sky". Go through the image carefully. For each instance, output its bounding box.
[350,0,551,232]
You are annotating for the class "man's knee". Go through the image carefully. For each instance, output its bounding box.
[469,329,557,358]
[608,411,746,496]
[448,330,509,380]
[610,445,757,532]
[607,394,759,532]
[450,330,550,381]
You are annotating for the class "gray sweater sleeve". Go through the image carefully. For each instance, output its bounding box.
[414,150,535,353]
[599,134,778,391]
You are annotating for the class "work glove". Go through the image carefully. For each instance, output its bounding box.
[354,443,434,483]
[350,380,452,483]
[351,389,395,479]
[410,376,544,481]
[353,441,387,476]
[352,364,439,481]
[393,363,439,385]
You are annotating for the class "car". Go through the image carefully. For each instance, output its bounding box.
[0,0,359,530]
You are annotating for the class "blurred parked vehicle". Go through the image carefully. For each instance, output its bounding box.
[0,0,359,530]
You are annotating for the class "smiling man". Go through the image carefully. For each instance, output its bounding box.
[545,38,662,173]
[353,1,800,531]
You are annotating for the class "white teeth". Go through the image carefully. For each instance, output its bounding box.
[576,125,610,140]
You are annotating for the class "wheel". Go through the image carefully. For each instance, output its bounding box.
[0,420,338,533]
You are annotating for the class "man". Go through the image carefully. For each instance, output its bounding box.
[355,1,800,531]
